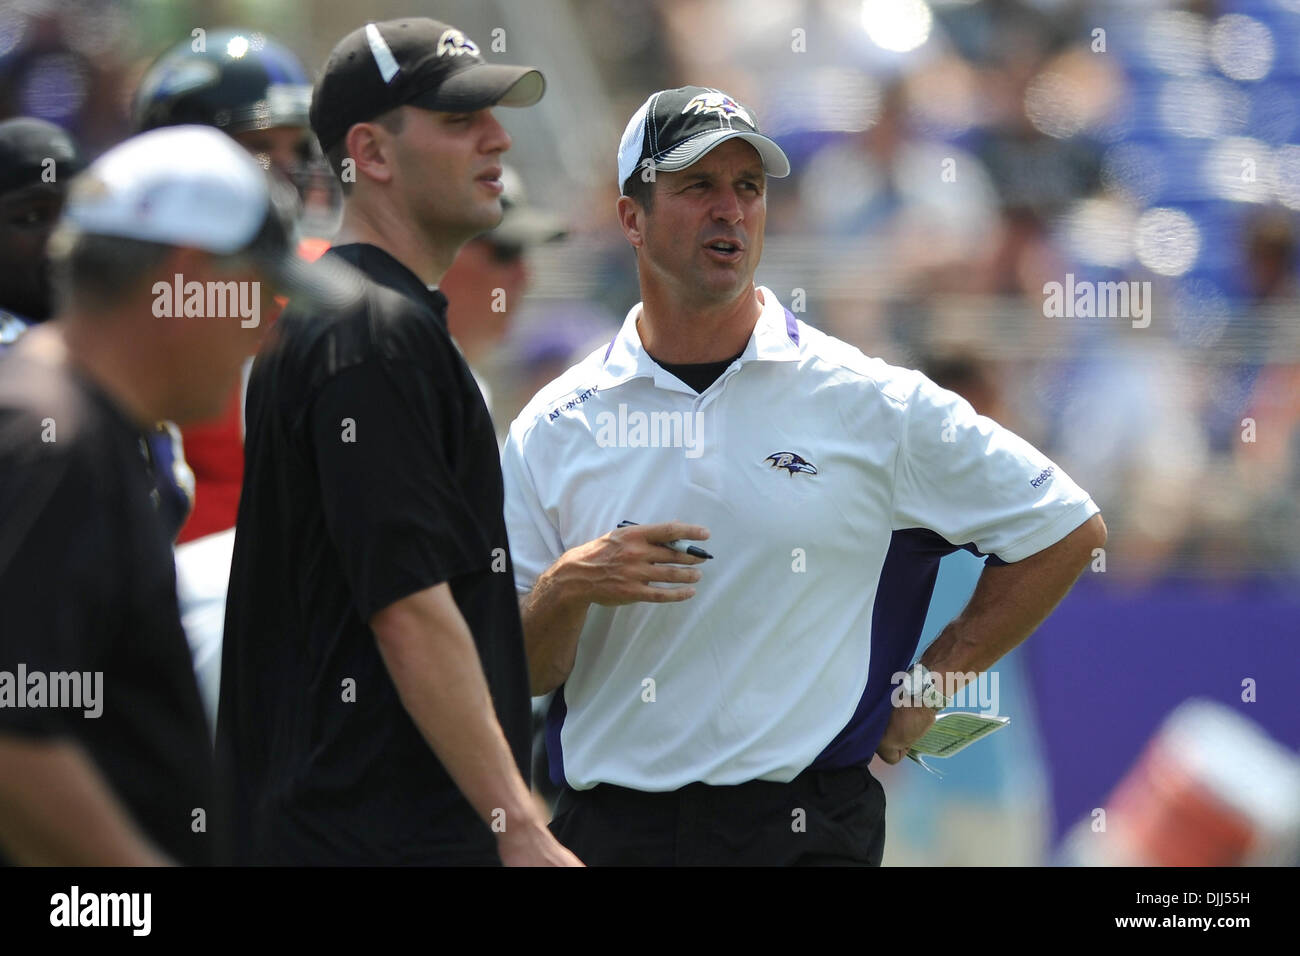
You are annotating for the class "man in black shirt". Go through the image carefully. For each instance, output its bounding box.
[217,18,580,866]
[0,125,339,864]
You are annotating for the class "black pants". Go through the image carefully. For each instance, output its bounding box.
[548,764,886,866]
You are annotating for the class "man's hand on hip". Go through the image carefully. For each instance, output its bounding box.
[874,704,937,765]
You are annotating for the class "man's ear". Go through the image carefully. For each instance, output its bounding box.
[616,195,644,250]
[345,121,394,188]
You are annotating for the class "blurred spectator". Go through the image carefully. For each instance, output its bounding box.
[130,26,320,545]
[130,26,322,730]
[0,114,195,540]
[1231,208,1300,576]
[0,116,78,332]
[442,165,568,424]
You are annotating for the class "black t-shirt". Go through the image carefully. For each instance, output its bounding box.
[0,345,213,865]
[217,243,531,865]
[650,347,747,393]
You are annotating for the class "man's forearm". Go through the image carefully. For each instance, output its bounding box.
[520,557,590,696]
[920,513,1106,695]
[373,590,541,835]
[0,736,172,865]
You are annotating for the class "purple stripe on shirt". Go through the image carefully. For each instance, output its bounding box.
[810,529,1002,770]
[545,685,568,787]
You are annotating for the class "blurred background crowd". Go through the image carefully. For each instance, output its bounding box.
[2,0,1296,865]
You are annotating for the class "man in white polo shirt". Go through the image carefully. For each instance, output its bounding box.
[501,86,1107,865]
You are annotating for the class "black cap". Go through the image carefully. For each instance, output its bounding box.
[617,86,790,195]
[0,117,81,195]
[310,18,545,152]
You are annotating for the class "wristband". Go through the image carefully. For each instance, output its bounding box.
[900,662,953,709]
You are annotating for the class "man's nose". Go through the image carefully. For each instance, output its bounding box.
[481,110,512,154]
[711,187,743,223]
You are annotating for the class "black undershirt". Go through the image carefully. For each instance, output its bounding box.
[649,347,746,393]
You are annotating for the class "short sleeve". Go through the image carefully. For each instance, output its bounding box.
[310,358,490,621]
[0,447,106,737]
[892,373,1100,563]
[501,425,564,593]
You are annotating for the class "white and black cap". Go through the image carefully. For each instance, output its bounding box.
[63,125,361,308]
[617,86,790,195]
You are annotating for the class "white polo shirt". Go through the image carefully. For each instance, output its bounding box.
[502,287,1098,792]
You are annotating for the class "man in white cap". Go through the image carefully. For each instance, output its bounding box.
[0,124,347,864]
[502,86,1107,865]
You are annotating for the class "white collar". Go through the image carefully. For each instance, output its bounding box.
[598,286,801,391]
